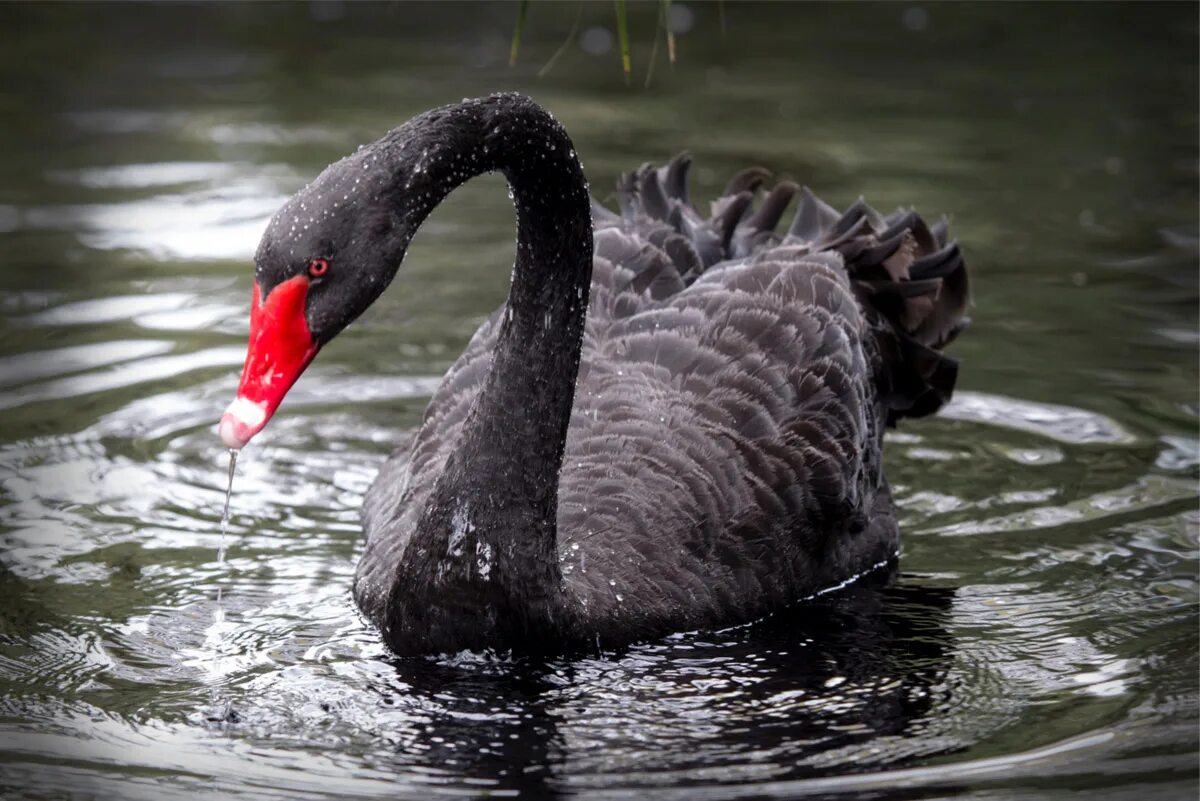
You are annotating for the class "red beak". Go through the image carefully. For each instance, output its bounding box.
[218,275,318,449]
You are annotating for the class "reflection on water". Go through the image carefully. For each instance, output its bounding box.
[0,3,1196,799]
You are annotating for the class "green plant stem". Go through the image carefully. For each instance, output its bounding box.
[645,0,665,87]
[665,0,675,64]
[510,0,530,67]
[614,0,631,84]
[538,2,585,78]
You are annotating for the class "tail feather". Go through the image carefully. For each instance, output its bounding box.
[723,166,771,196]
[790,186,842,241]
[658,152,692,204]
[742,182,798,237]
[599,153,971,423]
[714,192,755,252]
[930,216,950,248]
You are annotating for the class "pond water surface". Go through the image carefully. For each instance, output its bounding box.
[0,4,1197,799]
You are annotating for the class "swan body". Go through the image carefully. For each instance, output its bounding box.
[221,94,968,656]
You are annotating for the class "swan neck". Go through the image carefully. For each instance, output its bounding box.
[391,95,592,647]
[453,95,593,510]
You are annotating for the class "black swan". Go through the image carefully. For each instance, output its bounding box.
[218,93,969,655]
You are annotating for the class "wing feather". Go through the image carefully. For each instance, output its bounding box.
[362,154,969,639]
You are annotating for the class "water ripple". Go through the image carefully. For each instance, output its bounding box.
[942,391,1137,445]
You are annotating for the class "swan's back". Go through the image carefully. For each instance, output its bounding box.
[359,155,968,644]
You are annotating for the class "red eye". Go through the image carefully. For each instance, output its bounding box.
[308,258,330,278]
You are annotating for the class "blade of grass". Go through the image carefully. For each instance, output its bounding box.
[644,0,665,87]
[509,0,530,67]
[665,0,675,64]
[614,0,631,84]
[538,2,584,78]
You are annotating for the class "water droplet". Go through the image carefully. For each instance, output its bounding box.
[217,448,238,564]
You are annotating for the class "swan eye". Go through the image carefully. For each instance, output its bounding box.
[308,258,330,278]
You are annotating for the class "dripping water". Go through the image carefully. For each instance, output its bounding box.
[217,448,238,566]
[207,448,238,722]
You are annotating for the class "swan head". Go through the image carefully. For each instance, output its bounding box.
[219,145,417,450]
[219,93,557,449]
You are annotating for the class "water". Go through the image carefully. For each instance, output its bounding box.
[217,449,238,565]
[205,449,238,725]
[0,3,1196,799]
